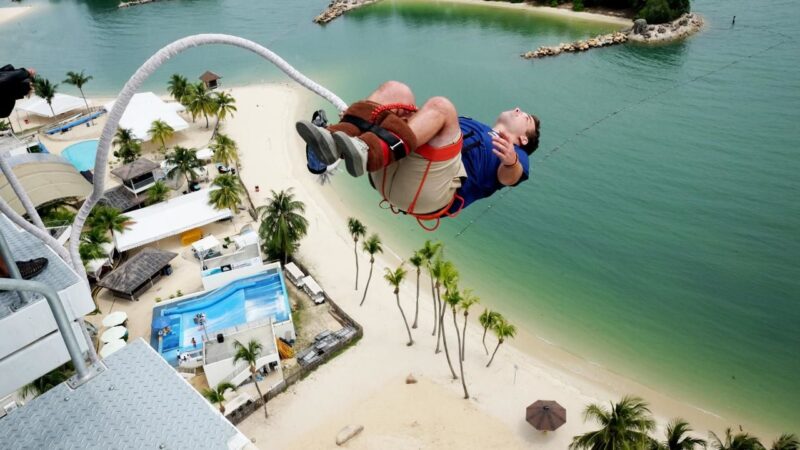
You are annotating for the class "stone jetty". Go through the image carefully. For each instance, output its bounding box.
[522,13,703,60]
[118,0,162,8]
[314,0,381,24]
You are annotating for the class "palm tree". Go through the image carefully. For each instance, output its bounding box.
[167,74,189,104]
[87,205,132,236]
[651,418,706,450]
[166,146,202,186]
[257,189,308,264]
[418,240,441,336]
[232,339,268,418]
[486,317,516,368]
[570,396,656,450]
[210,132,239,169]
[202,381,237,415]
[479,309,501,355]
[209,174,243,233]
[63,70,93,113]
[384,265,413,346]
[112,127,142,164]
[359,234,383,306]
[146,180,170,206]
[408,252,423,329]
[444,288,470,397]
[459,289,479,362]
[771,434,799,450]
[709,428,765,450]
[184,82,217,128]
[34,77,58,117]
[436,259,459,354]
[148,119,174,156]
[347,217,366,290]
[213,91,237,131]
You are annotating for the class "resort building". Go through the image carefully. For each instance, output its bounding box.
[199,70,222,90]
[0,214,94,399]
[200,227,262,290]
[96,247,177,301]
[109,157,163,196]
[103,92,189,142]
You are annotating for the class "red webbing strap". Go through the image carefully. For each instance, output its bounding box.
[369,103,418,122]
[406,160,432,215]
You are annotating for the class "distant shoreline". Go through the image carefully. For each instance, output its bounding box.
[0,6,33,26]
[428,0,633,27]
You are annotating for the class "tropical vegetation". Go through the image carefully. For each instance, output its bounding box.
[384,265,413,346]
[209,174,244,232]
[146,180,170,206]
[210,132,239,169]
[148,119,174,156]
[478,309,501,355]
[541,0,690,23]
[213,91,237,131]
[359,233,383,306]
[166,146,202,186]
[570,396,656,449]
[184,81,217,128]
[112,127,142,164]
[33,76,58,117]
[232,339,269,418]
[202,382,237,415]
[408,252,424,328]
[417,240,441,336]
[167,74,189,105]
[63,70,93,113]
[347,217,366,290]
[257,189,308,263]
[486,315,515,368]
[19,363,74,398]
[87,205,132,236]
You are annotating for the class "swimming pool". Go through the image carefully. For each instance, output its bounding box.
[151,271,291,364]
[61,139,98,172]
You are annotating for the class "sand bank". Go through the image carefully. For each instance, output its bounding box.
[422,0,633,27]
[0,6,32,26]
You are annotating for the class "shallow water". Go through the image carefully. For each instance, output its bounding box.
[3,0,799,432]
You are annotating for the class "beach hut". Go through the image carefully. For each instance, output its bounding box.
[301,275,324,304]
[283,262,306,287]
[526,400,566,432]
[96,248,177,300]
[110,157,162,195]
[199,71,221,90]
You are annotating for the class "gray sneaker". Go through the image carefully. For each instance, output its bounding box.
[295,120,339,165]
[332,132,368,177]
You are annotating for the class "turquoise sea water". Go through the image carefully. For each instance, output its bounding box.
[3,0,798,432]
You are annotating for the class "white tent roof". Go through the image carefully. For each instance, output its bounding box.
[99,339,126,358]
[232,230,258,249]
[101,326,128,343]
[196,147,214,161]
[85,258,107,275]
[104,92,189,141]
[102,311,128,327]
[192,235,220,253]
[16,94,90,118]
[113,188,232,252]
[302,275,323,295]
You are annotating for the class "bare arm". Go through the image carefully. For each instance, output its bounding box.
[492,131,523,186]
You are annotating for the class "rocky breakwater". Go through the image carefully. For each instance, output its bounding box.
[314,0,381,24]
[627,13,704,43]
[522,32,628,59]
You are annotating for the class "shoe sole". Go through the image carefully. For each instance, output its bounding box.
[295,120,339,165]
[333,132,366,177]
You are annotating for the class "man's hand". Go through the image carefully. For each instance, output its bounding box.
[491,131,517,166]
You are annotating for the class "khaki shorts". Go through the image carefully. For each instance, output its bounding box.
[369,137,466,214]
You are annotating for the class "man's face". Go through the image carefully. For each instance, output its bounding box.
[496,107,536,145]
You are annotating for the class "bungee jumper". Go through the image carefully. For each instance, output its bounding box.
[297,81,541,230]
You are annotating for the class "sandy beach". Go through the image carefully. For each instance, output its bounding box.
[0,6,32,26]
[45,81,745,448]
[417,0,633,27]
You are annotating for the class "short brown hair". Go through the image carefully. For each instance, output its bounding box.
[521,114,541,155]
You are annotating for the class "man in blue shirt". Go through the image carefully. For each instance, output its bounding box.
[297,81,540,223]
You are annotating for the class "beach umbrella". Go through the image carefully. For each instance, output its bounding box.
[99,339,127,358]
[102,311,128,327]
[101,326,128,343]
[526,400,566,431]
[152,316,171,330]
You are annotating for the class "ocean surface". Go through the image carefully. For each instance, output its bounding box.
[3,0,798,433]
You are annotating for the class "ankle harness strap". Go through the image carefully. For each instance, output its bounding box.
[341,114,408,162]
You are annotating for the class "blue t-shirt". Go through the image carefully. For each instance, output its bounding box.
[451,117,531,212]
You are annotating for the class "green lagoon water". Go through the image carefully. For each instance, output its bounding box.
[3,0,798,432]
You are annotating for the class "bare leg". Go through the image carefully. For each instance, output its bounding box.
[409,96,461,147]
[366,80,416,107]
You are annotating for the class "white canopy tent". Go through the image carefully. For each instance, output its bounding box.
[113,188,233,252]
[192,235,221,257]
[102,311,128,327]
[196,147,214,161]
[232,230,258,249]
[104,92,189,141]
[16,94,90,118]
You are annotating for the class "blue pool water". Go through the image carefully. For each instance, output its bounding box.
[151,271,290,364]
[61,139,98,172]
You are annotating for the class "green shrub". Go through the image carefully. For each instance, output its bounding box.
[550,0,559,6]
[639,0,675,23]
[155,297,162,303]
[573,0,585,10]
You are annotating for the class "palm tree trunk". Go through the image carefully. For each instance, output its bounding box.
[251,369,268,418]
[429,269,436,336]
[440,306,458,380]
[359,261,374,306]
[353,240,359,290]
[219,404,225,414]
[486,339,504,368]
[453,309,468,399]
[48,103,56,118]
[204,112,210,128]
[461,313,468,362]
[482,326,489,355]
[79,88,90,114]
[411,270,420,329]
[452,309,463,364]
[435,286,443,353]
[396,291,413,346]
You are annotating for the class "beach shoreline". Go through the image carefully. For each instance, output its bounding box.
[0,6,32,26]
